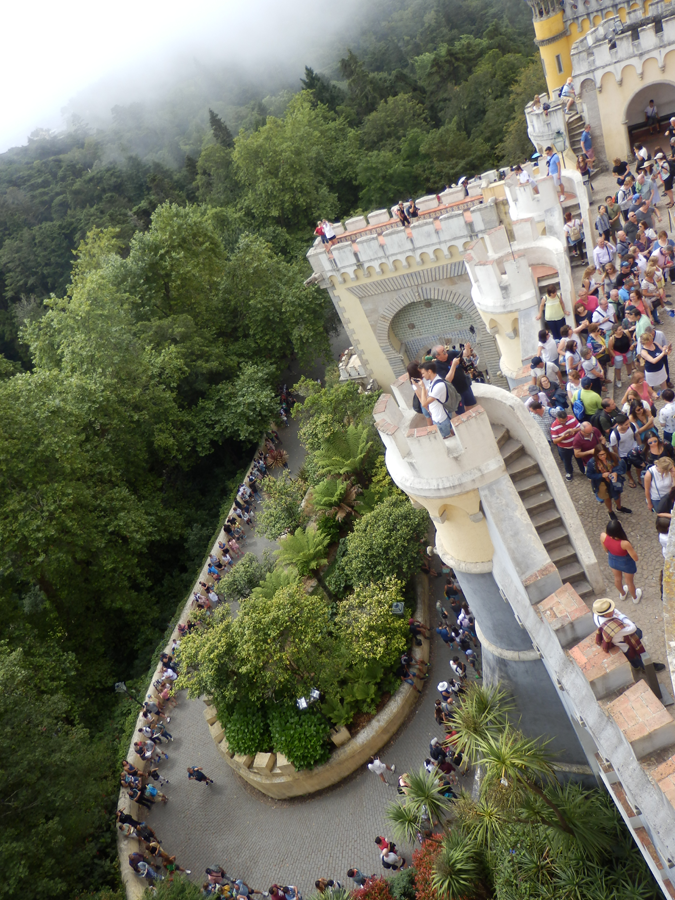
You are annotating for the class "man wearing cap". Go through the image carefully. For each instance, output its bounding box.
[592,599,645,666]
[530,356,564,388]
[577,376,604,417]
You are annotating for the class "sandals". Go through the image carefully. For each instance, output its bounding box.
[627,481,637,488]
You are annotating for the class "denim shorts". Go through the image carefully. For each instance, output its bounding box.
[607,551,637,574]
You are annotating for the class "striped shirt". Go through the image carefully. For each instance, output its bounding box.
[550,415,580,448]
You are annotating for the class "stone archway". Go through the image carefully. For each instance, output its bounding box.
[375,287,506,387]
[624,81,675,127]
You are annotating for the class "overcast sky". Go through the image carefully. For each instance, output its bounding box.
[1,0,365,152]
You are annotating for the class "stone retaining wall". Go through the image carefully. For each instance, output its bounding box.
[205,573,430,800]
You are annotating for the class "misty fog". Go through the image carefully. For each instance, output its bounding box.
[1,0,383,153]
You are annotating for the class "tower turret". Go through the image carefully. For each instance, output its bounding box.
[524,0,573,93]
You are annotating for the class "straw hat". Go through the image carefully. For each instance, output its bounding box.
[437,681,449,691]
[592,598,615,616]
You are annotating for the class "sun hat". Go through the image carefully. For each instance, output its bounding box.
[437,681,449,691]
[592,598,615,616]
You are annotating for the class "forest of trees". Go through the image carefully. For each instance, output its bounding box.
[0,1,545,897]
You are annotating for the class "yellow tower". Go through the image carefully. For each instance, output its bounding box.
[525,0,573,94]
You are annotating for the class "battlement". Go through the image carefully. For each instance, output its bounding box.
[307,200,500,285]
[571,4,675,80]
[373,386,505,493]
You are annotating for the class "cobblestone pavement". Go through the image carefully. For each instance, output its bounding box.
[568,167,675,693]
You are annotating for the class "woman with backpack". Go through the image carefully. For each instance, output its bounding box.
[586,446,629,515]
[644,457,675,513]
[564,211,584,258]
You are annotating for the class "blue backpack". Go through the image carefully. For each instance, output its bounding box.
[572,389,586,422]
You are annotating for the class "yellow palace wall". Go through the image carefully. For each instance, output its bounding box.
[596,51,675,161]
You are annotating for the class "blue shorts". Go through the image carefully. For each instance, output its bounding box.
[607,552,637,574]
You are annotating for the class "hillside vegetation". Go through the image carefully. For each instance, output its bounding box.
[0,1,545,897]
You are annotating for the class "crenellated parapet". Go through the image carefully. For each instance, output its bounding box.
[463,180,576,384]
[306,200,500,288]
[571,4,675,86]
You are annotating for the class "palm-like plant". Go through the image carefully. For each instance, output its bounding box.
[274,525,333,599]
[310,478,361,522]
[250,565,299,601]
[446,683,514,763]
[386,800,427,845]
[266,447,289,469]
[452,792,508,852]
[431,830,482,900]
[402,766,453,832]
[477,729,575,837]
[313,424,373,481]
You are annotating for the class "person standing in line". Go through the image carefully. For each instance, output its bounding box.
[535,285,570,341]
[550,409,583,481]
[586,446,631,515]
[644,457,675,514]
[659,389,675,444]
[645,100,660,133]
[367,755,396,785]
[187,766,214,785]
[599,519,641,604]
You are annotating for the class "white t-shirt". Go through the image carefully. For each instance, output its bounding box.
[533,361,560,381]
[648,466,673,502]
[567,380,581,398]
[538,336,559,363]
[367,759,387,776]
[525,391,550,409]
[646,104,658,118]
[609,425,638,457]
[518,170,535,186]
[565,350,581,370]
[622,399,650,416]
[592,306,617,334]
[581,357,600,378]
[322,221,336,240]
[424,378,450,425]
[659,402,675,434]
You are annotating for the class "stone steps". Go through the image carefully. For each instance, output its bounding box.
[506,453,539,481]
[495,423,594,603]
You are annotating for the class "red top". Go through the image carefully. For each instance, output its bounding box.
[602,534,628,556]
[550,415,579,448]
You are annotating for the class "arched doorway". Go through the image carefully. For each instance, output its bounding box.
[624,81,675,151]
[384,289,506,387]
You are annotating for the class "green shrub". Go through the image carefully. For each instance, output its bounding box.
[256,472,309,540]
[268,702,332,770]
[216,552,273,602]
[221,702,271,757]
[324,539,351,597]
[342,496,428,587]
[387,867,417,900]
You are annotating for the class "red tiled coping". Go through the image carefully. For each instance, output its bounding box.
[611,782,640,819]
[329,196,481,247]
[523,561,557,586]
[607,681,673,745]
[512,383,531,399]
[373,395,389,415]
[568,632,628,679]
[393,373,410,386]
[653,754,675,808]
[635,827,667,872]
[537,583,590,630]
[406,425,438,438]
[451,405,485,426]
[375,421,399,436]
